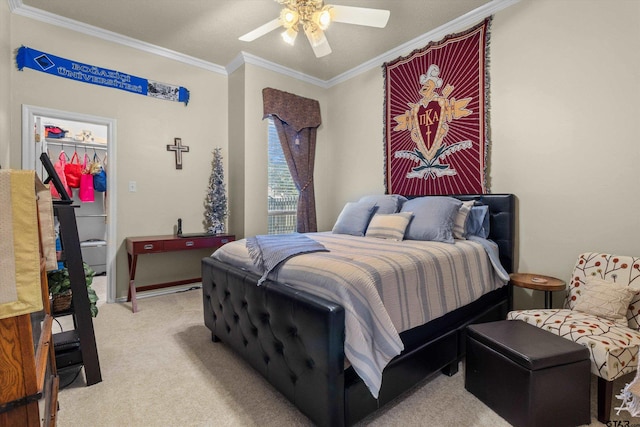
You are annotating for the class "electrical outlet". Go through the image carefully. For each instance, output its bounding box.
[128,181,137,192]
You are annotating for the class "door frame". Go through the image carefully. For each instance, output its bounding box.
[21,104,117,303]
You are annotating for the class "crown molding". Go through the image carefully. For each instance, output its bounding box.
[326,0,520,87]
[230,52,329,88]
[10,0,519,87]
[7,0,21,10]
[225,53,246,76]
[9,1,227,75]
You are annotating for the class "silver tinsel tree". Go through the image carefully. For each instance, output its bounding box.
[204,147,228,234]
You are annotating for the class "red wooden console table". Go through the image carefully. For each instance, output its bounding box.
[126,234,234,313]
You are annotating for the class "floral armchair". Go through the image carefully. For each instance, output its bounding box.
[508,252,640,423]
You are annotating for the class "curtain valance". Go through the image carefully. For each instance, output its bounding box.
[262,88,321,132]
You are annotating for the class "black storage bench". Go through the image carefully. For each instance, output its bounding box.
[465,320,590,427]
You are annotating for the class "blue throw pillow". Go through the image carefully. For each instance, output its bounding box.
[359,194,408,215]
[332,201,376,236]
[466,205,490,238]
[400,196,462,243]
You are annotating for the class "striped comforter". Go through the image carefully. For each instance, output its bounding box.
[212,232,508,398]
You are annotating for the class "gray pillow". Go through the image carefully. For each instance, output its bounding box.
[359,194,408,215]
[400,196,462,243]
[332,201,376,236]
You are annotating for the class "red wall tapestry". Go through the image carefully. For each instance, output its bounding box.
[384,18,491,195]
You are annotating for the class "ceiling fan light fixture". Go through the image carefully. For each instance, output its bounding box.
[280,7,298,28]
[242,0,389,57]
[281,27,298,45]
[313,6,333,31]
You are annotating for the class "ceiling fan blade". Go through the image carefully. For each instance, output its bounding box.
[305,28,332,58]
[239,18,281,42]
[330,5,390,28]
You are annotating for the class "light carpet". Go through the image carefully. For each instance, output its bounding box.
[55,287,639,426]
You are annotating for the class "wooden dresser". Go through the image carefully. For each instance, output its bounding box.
[0,306,58,426]
[0,228,58,426]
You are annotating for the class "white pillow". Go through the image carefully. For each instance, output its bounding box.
[573,277,636,325]
[365,212,413,241]
[453,200,475,239]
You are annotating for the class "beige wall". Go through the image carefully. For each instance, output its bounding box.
[227,65,246,238]
[326,0,640,308]
[491,0,640,307]
[4,0,639,307]
[0,1,10,169]
[238,64,331,236]
[7,14,229,299]
[325,66,388,215]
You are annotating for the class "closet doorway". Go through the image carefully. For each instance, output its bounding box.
[21,105,117,304]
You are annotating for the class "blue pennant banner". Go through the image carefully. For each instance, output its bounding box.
[16,46,189,105]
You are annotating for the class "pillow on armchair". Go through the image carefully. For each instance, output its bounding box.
[565,253,640,327]
[573,277,637,326]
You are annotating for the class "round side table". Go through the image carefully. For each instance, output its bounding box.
[509,273,566,309]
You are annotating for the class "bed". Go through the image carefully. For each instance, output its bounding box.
[201,193,515,426]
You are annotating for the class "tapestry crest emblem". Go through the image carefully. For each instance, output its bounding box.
[393,64,473,179]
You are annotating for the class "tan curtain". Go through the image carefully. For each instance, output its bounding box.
[262,88,321,233]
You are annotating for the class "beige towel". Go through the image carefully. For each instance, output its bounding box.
[0,170,55,319]
[36,175,58,271]
[0,171,18,306]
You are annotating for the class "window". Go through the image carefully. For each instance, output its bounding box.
[267,118,298,234]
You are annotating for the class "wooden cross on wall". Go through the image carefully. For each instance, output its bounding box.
[167,138,189,169]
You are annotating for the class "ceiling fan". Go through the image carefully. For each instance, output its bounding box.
[239,0,390,58]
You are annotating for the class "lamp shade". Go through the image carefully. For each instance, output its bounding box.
[314,6,332,30]
[281,27,298,45]
[280,8,298,28]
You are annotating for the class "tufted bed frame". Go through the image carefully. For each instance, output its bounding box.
[201,193,516,426]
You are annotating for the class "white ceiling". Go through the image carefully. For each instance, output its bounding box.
[13,0,515,83]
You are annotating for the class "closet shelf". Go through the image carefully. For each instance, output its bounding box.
[77,214,107,218]
[45,138,107,150]
[80,240,107,248]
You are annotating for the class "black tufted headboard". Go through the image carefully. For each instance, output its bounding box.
[452,194,516,274]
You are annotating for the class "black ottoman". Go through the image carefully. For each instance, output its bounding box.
[465,320,590,427]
